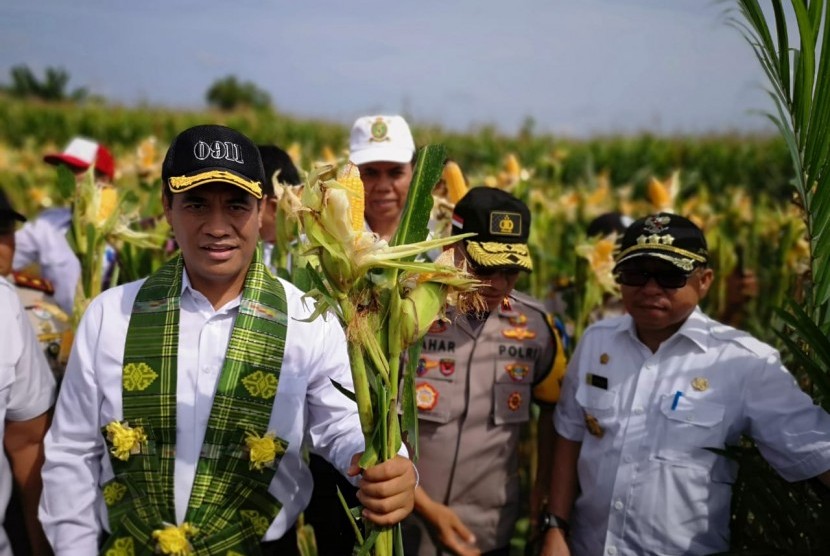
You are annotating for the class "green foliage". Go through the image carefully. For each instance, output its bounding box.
[2,65,88,102]
[725,1,830,553]
[205,75,271,111]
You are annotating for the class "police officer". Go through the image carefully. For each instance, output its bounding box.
[403,187,566,556]
[0,189,69,379]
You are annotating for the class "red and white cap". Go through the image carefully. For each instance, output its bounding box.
[43,137,116,180]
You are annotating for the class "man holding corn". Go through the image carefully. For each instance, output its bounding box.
[402,187,566,556]
[40,124,417,555]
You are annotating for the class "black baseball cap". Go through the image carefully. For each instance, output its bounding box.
[257,145,302,197]
[451,187,532,272]
[162,125,265,199]
[614,212,708,272]
[0,188,26,225]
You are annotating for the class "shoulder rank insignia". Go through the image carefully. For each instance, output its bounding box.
[502,327,537,340]
[439,358,455,376]
[585,414,604,438]
[12,272,55,295]
[507,391,523,411]
[691,377,709,392]
[505,363,530,382]
[416,382,439,411]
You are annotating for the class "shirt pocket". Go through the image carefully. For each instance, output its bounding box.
[574,382,617,439]
[654,394,726,467]
[415,378,454,424]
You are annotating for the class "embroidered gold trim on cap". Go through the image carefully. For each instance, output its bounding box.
[168,170,263,199]
[466,240,533,271]
[617,243,706,264]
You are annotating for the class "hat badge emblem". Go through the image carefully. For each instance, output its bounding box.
[498,215,515,234]
[369,117,389,142]
[643,215,671,234]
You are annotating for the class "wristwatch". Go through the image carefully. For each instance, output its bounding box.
[539,512,569,535]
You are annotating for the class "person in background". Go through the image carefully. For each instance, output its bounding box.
[39,124,416,554]
[0,191,57,556]
[0,189,68,379]
[257,144,303,275]
[541,213,830,556]
[13,136,117,314]
[348,115,416,242]
[403,187,567,556]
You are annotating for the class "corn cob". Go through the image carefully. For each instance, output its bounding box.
[505,153,521,180]
[337,163,365,233]
[647,176,671,211]
[442,161,468,204]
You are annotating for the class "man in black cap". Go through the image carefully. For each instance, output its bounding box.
[541,213,830,556]
[40,125,416,555]
[402,187,566,556]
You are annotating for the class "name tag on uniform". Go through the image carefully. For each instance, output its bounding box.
[586,373,608,390]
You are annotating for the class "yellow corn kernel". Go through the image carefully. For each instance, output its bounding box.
[443,161,468,204]
[96,187,118,226]
[337,163,365,233]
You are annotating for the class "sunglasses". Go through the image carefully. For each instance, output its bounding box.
[474,266,521,278]
[615,268,694,289]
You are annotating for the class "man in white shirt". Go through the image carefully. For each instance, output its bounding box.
[541,213,830,556]
[0,193,57,556]
[40,124,416,555]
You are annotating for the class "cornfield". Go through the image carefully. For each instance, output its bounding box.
[3,2,830,546]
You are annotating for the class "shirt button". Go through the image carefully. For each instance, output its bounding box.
[624,455,633,463]
[607,547,617,555]
[614,500,623,510]
[633,406,644,415]
[202,366,211,373]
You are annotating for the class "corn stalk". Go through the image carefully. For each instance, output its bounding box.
[60,166,164,328]
[298,146,480,556]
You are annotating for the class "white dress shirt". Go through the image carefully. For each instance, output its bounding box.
[0,278,56,556]
[555,308,830,556]
[13,208,80,315]
[40,271,364,554]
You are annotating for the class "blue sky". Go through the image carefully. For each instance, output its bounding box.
[0,0,779,136]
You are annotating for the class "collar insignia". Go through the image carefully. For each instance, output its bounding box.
[691,377,709,392]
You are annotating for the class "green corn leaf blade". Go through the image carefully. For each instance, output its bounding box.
[393,523,404,556]
[400,344,420,463]
[356,529,380,556]
[329,378,357,403]
[55,164,76,201]
[390,144,447,253]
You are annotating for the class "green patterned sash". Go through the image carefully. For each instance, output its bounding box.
[100,247,289,555]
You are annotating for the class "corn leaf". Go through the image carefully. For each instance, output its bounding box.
[389,144,447,252]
